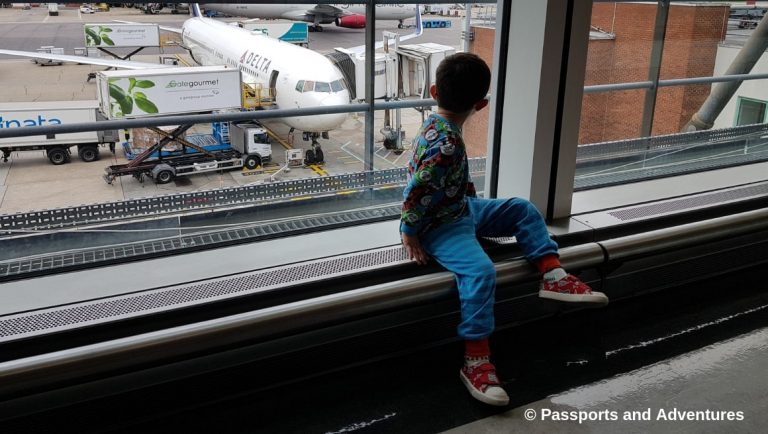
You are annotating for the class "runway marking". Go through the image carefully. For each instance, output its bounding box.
[308,164,328,176]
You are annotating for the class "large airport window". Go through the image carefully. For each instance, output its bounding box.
[574,0,768,191]
[736,97,767,126]
[0,2,499,280]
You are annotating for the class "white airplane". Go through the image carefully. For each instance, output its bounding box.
[0,4,351,153]
[0,4,422,156]
[201,3,418,31]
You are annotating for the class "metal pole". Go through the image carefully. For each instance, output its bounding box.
[463,3,472,52]
[640,0,670,138]
[364,0,376,172]
[684,14,768,131]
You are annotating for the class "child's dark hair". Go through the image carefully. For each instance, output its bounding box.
[434,53,491,114]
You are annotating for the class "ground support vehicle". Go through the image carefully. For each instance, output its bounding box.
[103,123,272,185]
[0,101,119,165]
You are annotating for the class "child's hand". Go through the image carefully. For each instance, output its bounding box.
[401,233,429,265]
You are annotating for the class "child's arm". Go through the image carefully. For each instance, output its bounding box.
[400,144,450,237]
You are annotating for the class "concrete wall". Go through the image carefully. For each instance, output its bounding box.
[712,44,768,129]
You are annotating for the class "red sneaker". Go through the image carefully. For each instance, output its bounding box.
[539,273,609,305]
[459,361,510,406]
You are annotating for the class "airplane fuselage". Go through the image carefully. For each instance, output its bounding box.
[181,17,349,133]
[201,3,416,24]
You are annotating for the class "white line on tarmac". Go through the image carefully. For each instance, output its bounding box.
[339,141,364,164]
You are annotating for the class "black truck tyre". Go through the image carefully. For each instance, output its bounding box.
[78,145,100,162]
[244,155,261,170]
[151,164,175,184]
[154,169,174,184]
[47,147,69,165]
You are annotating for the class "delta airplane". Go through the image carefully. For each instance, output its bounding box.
[0,3,422,150]
[201,3,418,31]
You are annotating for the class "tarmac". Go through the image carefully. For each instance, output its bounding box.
[0,4,465,215]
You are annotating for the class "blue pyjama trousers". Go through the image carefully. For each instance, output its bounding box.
[419,197,559,340]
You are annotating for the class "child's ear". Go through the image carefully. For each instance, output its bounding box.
[474,99,489,112]
[429,84,438,99]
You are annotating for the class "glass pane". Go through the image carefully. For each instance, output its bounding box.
[579,2,657,144]
[0,2,498,279]
[736,98,767,126]
[575,1,768,190]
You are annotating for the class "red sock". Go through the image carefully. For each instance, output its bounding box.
[465,339,490,359]
[535,254,561,274]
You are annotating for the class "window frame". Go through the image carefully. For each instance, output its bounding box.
[735,96,768,126]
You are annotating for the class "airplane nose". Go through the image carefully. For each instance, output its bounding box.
[313,91,350,129]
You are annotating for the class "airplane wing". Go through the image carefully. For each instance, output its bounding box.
[0,49,173,70]
[112,19,183,34]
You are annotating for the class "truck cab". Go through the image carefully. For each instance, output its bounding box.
[229,122,272,170]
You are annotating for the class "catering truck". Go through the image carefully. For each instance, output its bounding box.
[0,100,119,165]
[103,121,273,185]
[95,66,243,120]
[96,66,276,184]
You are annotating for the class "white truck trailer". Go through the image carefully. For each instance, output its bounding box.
[95,66,243,120]
[103,122,272,185]
[0,100,119,165]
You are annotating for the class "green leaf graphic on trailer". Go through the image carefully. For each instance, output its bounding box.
[134,92,159,114]
[108,78,159,116]
[85,26,115,46]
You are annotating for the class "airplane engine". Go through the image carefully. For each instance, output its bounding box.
[335,15,367,29]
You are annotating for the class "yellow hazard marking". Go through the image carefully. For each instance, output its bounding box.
[262,126,293,150]
[290,196,312,201]
[335,190,360,196]
[308,164,328,176]
[174,54,192,66]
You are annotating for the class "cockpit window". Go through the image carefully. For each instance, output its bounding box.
[297,79,347,93]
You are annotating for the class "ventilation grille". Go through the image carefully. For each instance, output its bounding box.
[0,245,409,343]
[608,183,768,221]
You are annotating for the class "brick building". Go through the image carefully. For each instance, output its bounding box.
[463,2,730,157]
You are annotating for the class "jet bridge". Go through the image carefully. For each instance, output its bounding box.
[395,43,456,99]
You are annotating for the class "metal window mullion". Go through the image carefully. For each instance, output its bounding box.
[364,0,376,173]
[486,0,512,199]
[640,0,671,138]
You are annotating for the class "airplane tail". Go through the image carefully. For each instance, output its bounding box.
[190,3,202,18]
[344,6,424,55]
